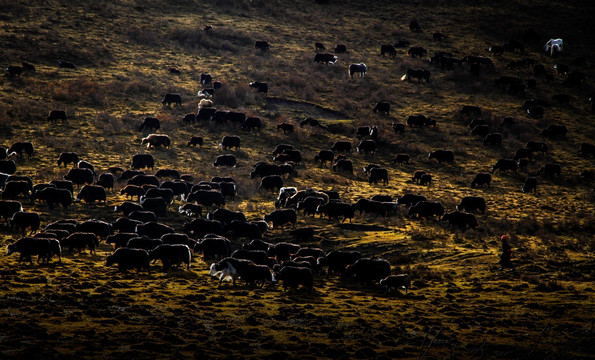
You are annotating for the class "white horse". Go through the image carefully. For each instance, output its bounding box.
[349,63,367,78]
[544,38,563,56]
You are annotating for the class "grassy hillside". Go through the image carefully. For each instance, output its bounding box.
[1,0,594,358]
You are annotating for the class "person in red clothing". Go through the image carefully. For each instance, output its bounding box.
[499,235,514,270]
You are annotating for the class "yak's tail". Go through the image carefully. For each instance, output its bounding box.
[400,74,408,81]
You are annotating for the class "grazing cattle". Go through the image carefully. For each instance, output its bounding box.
[457,196,486,214]
[527,106,544,119]
[357,140,376,155]
[185,136,204,148]
[514,148,533,161]
[407,114,433,127]
[277,122,294,134]
[319,250,362,276]
[149,244,192,271]
[140,197,168,217]
[195,236,231,260]
[392,154,409,165]
[96,173,114,191]
[124,236,163,252]
[419,174,432,186]
[537,164,561,177]
[0,160,17,175]
[77,219,112,239]
[264,209,297,228]
[345,258,391,283]
[471,125,489,137]
[10,211,40,235]
[186,190,225,208]
[118,170,144,181]
[408,201,444,219]
[251,163,281,179]
[21,62,35,72]
[161,180,190,198]
[64,168,94,186]
[254,40,270,51]
[2,181,30,199]
[349,63,367,78]
[491,159,518,174]
[335,44,347,53]
[267,242,300,262]
[392,122,405,135]
[45,220,77,234]
[47,110,67,124]
[428,150,454,164]
[141,134,171,149]
[316,202,354,222]
[579,143,595,157]
[313,150,335,166]
[368,167,389,185]
[182,113,196,125]
[162,93,182,107]
[209,257,252,285]
[220,135,241,150]
[119,185,145,200]
[249,81,268,95]
[315,42,325,51]
[136,221,174,238]
[397,194,426,207]
[280,149,302,164]
[380,274,411,294]
[112,217,142,233]
[213,154,237,167]
[526,141,549,154]
[403,68,430,83]
[61,232,99,254]
[198,88,215,98]
[8,142,34,159]
[353,199,386,217]
[240,263,273,286]
[207,208,246,226]
[273,266,314,291]
[128,174,159,187]
[483,133,503,146]
[442,211,479,230]
[380,44,396,57]
[471,173,492,188]
[142,188,174,205]
[196,107,217,122]
[154,169,180,179]
[58,60,76,69]
[407,47,427,58]
[227,220,262,239]
[5,65,22,77]
[330,141,351,154]
[297,196,326,217]
[460,105,482,118]
[77,160,96,177]
[243,117,262,131]
[200,73,212,85]
[332,159,353,174]
[259,175,284,193]
[160,233,194,247]
[373,101,390,115]
[232,249,273,267]
[76,185,106,204]
[488,45,504,56]
[314,53,338,65]
[138,117,160,132]
[0,200,22,223]
[6,237,60,264]
[409,19,421,32]
[540,124,567,138]
[178,203,202,217]
[131,154,155,170]
[522,177,538,193]
[168,67,181,74]
[243,239,272,252]
[129,211,157,224]
[106,248,151,274]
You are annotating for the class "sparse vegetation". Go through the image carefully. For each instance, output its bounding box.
[0,0,594,359]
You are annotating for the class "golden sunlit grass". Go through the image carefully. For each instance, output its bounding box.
[0,0,594,358]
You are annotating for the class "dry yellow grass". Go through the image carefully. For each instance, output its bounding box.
[0,0,594,358]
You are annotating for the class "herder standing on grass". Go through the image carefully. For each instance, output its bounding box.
[499,235,515,270]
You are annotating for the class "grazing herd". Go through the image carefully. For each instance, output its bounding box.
[2,15,593,302]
